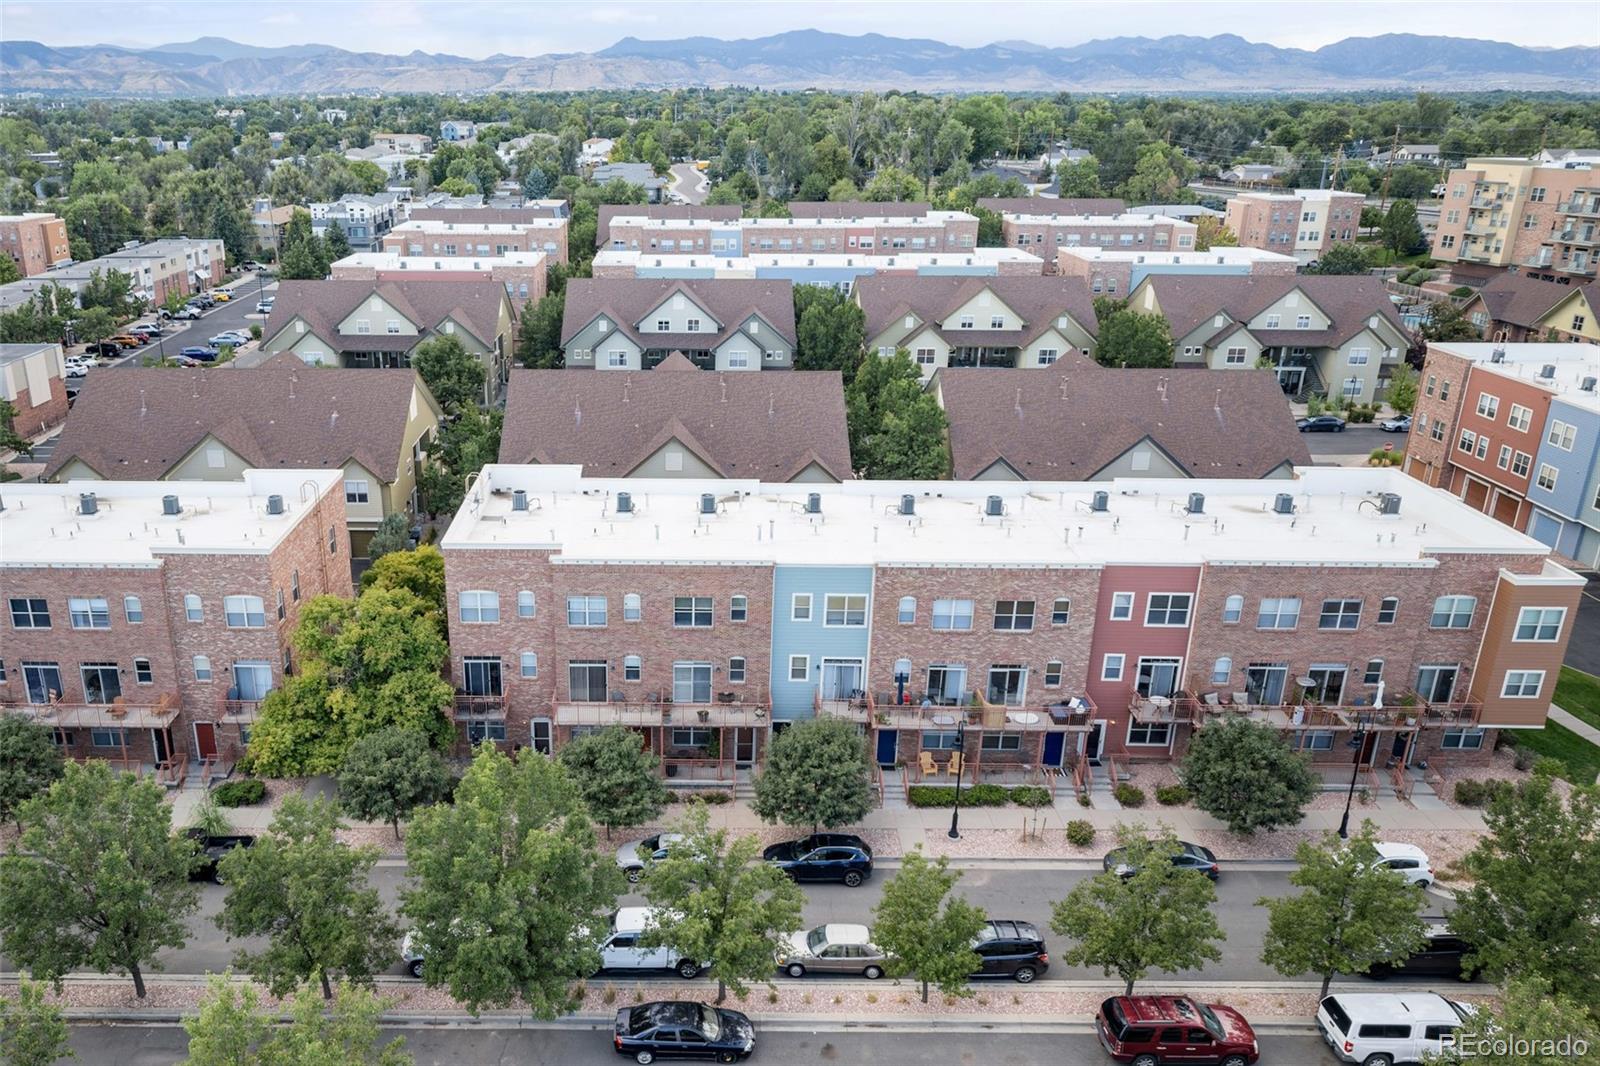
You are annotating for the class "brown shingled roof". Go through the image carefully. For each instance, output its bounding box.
[560,278,796,350]
[595,203,742,247]
[855,275,1098,349]
[262,278,510,352]
[1139,275,1407,348]
[977,197,1127,216]
[1465,273,1583,330]
[41,356,439,483]
[498,361,851,480]
[938,365,1310,480]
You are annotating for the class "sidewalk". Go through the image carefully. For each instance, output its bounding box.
[1548,702,1600,747]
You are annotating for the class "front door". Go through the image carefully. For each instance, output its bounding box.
[1357,730,1380,766]
[733,727,756,767]
[821,660,863,701]
[1082,721,1105,764]
[875,729,899,767]
[530,719,553,755]
[1042,731,1067,769]
[150,729,170,763]
[193,722,218,760]
[1416,665,1458,704]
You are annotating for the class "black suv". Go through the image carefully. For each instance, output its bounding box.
[185,829,256,884]
[1365,923,1479,980]
[971,919,1049,983]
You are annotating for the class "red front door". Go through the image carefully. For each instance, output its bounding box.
[193,722,218,759]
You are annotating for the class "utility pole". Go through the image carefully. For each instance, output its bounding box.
[1377,125,1402,217]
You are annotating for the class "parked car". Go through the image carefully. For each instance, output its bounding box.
[767,842,872,886]
[1364,922,1478,981]
[1096,995,1260,1066]
[613,1001,754,1064]
[616,832,685,884]
[211,290,232,302]
[1103,841,1220,881]
[1297,414,1348,433]
[129,323,163,337]
[762,833,873,864]
[185,830,256,884]
[190,293,216,308]
[1379,415,1412,433]
[63,358,92,378]
[1371,842,1434,888]
[778,923,885,979]
[82,342,121,359]
[971,919,1049,983]
[255,299,275,314]
[209,332,250,348]
[400,930,426,977]
[180,346,220,361]
[163,306,203,320]
[600,907,703,979]
[108,333,148,348]
[174,356,203,368]
[1317,992,1473,1066]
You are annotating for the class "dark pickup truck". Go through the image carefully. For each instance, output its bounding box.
[185,830,256,884]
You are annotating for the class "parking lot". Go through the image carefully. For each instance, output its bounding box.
[66,273,277,376]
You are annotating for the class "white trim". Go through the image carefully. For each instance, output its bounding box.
[1108,591,1134,621]
[788,654,810,682]
[790,592,812,622]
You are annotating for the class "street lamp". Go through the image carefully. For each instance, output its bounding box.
[1339,679,1385,839]
[947,717,967,840]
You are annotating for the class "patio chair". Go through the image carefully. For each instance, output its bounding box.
[919,751,938,779]
[946,751,964,778]
[1202,692,1222,708]
[1231,692,1250,709]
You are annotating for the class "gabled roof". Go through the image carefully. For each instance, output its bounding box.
[855,275,1098,349]
[1467,273,1591,329]
[786,201,929,219]
[560,278,796,349]
[938,365,1310,480]
[262,278,509,351]
[595,203,741,246]
[498,359,851,481]
[1137,275,1406,348]
[977,197,1127,216]
[42,354,439,483]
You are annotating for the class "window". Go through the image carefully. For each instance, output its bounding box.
[1038,348,1059,365]
[1257,597,1301,629]
[824,594,867,627]
[193,656,212,682]
[1127,721,1172,746]
[466,721,506,744]
[981,732,1022,751]
[1265,313,1281,328]
[1507,404,1532,432]
[1347,348,1370,366]
[623,654,642,682]
[1512,451,1531,477]
[123,596,143,623]
[730,595,747,622]
[459,590,500,624]
[1475,393,1499,419]
[922,732,962,751]
[1377,597,1399,625]
[1458,429,1477,455]
[914,348,936,366]
[1547,420,1577,451]
[567,660,607,702]
[607,350,627,367]
[224,595,266,628]
[343,480,369,504]
[134,658,153,684]
[931,598,974,631]
[1295,314,1311,329]
[1044,661,1064,687]
[90,729,125,750]
[567,595,607,627]
[687,317,701,331]
[1476,435,1489,461]
[791,593,812,622]
[1430,595,1476,629]
[1442,728,1485,750]
[1144,593,1191,627]
[1109,592,1134,621]
[519,652,539,679]
[990,315,1005,329]
[291,570,300,601]
[1502,670,1545,698]
[1295,731,1335,751]
[1224,346,1247,365]
[9,597,49,628]
[1497,444,1512,470]
[729,656,746,683]
[898,596,917,624]
[1515,606,1565,641]
[1211,657,1232,684]
[1536,464,1558,492]
[328,526,338,555]
[673,596,714,628]
[788,655,809,682]
[69,597,111,630]
[517,590,536,618]
[656,318,670,331]
[1101,654,1125,682]
[1318,598,1362,630]
[993,600,1035,631]
[1222,594,1244,623]
[1363,659,1385,685]
[80,662,120,704]
[623,593,642,621]
[1051,598,1071,625]
[1439,379,1451,401]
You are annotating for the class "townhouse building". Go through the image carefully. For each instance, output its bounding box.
[1531,282,1600,344]
[260,278,516,403]
[0,470,351,770]
[1055,247,1296,298]
[977,198,1127,217]
[1431,159,1598,285]
[1404,342,1600,567]
[1458,273,1582,342]
[595,205,741,249]
[409,201,569,224]
[0,213,71,276]
[1128,274,1410,401]
[309,193,405,252]
[438,465,1581,780]
[42,357,443,556]
[330,250,548,307]
[0,343,68,440]
[590,247,1044,291]
[855,274,1099,378]
[560,278,796,372]
[602,209,979,259]
[1224,190,1364,264]
[380,218,568,265]
[1000,212,1198,266]
[0,237,225,313]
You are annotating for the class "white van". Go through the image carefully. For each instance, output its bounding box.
[1317,992,1475,1066]
[601,907,702,979]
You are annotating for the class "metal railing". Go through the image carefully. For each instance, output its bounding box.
[562,698,769,728]
[453,692,508,719]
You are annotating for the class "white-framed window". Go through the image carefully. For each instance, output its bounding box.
[1038,348,1059,365]
[898,596,917,624]
[730,595,748,622]
[1211,656,1232,684]
[824,594,867,627]
[727,351,750,369]
[788,654,809,682]
[1536,464,1558,492]
[520,652,539,678]
[1458,429,1477,455]
[566,595,607,627]
[1501,670,1545,698]
[1430,595,1476,629]
[1547,420,1577,451]
[1222,594,1243,624]
[276,588,285,620]
[193,655,212,682]
[623,654,641,682]
[922,731,962,751]
[1051,598,1071,625]
[623,593,642,621]
[224,595,266,628]
[1101,653,1125,682]
[1127,720,1172,745]
[68,597,111,630]
[1476,435,1489,461]
[791,593,812,622]
[1507,404,1532,433]
[1442,728,1485,750]
[459,590,500,624]
[1144,593,1191,627]
[914,348,936,366]
[1318,598,1362,630]
[993,600,1035,631]
[1044,661,1064,687]
[1109,592,1134,621]
[1497,444,1512,470]
[1514,606,1565,641]
[673,596,714,628]
[1257,597,1301,630]
[344,480,370,504]
[1358,659,1383,687]
[1342,377,1363,399]
[516,590,536,619]
[1475,392,1499,420]
[607,350,628,367]
[1347,347,1371,366]
[1512,451,1532,477]
[1224,346,1247,365]
[728,656,746,683]
[184,594,203,622]
[130,658,152,685]
[1295,314,1311,329]
[123,596,143,623]
[1265,313,1281,328]
[931,598,974,631]
[1377,597,1399,625]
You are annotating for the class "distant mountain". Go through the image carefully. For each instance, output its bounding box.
[3,30,1595,96]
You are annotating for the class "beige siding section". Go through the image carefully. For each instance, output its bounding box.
[638,292,716,333]
[1201,326,1262,370]
[167,436,252,481]
[1092,440,1189,479]
[627,439,722,478]
[52,458,104,481]
[337,294,419,337]
[789,462,841,484]
[939,288,1022,330]
[1248,289,1331,330]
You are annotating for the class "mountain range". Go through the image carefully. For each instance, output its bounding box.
[3,31,1596,96]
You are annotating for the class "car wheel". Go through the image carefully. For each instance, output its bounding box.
[1362,1055,1393,1066]
[677,959,700,979]
[786,963,806,978]
[1132,1055,1160,1066]
[1415,878,1432,890]
[863,965,883,980]
[717,1054,738,1064]
[1337,424,1345,432]
[1221,1057,1249,1066]
[626,867,643,884]
[843,871,864,887]
[635,1052,655,1065]
[1012,966,1037,984]
[407,959,423,979]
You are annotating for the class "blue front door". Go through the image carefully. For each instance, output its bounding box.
[1042,732,1066,769]
[875,730,899,767]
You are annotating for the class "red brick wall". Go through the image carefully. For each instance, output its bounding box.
[1448,364,1551,528]
[1084,564,1203,756]
[6,380,69,439]
[1405,348,1472,490]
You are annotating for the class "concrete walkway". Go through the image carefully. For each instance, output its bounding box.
[1548,703,1600,746]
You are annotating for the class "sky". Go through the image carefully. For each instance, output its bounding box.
[4,0,1597,56]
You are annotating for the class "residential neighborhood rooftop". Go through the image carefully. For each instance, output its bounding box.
[330,251,548,271]
[592,247,1043,273]
[1001,211,1190,226]
[1055,247,1295,266]
[610,209,976,229]
[387,219,566,235]
[1430,341,1600,413]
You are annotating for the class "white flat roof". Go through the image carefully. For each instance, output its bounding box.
[441,466,1549,567]
[1056,247,1295,265]
[388,219,565,234]
[594,248,1043,271]
[613,211,975,230]
[1005,212,1196,228]
[1432,342,1600,415]
[332,251,547,271]
[0,470,342,567]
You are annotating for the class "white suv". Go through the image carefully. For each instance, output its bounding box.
[1372,842,1434,888]
[600,907,702,979]
[1318,992,1474,1066]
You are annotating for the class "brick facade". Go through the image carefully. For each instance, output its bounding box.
[0,213,71,277]
[5,381,69,439]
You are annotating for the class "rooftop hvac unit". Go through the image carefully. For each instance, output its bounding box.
[1582,376,1597,393]
[1490,347,1506,363]
[1540,364,1556,380]
[805,493,822,514]
[162,495,181,516]
[511,489,528,512]
[1186,492,1205,515]
[616,491,633,514]
[985,495,1004,517]
[266,495,284,515]
[1379,492,1402,516]
[1273,493,1294,515]
[1090,490,1109,512]
[78,492,97,516]
[899,494,915,516]
[699,493,716,515]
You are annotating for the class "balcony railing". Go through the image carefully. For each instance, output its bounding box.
[1192,692,1481,731]
[1547,226,1600,248]
[867,689,1095,731]
[3,692,179,729]
[1560,198,1600,217]
[218,697,265,722]
[1129,690,1203,725]
[557,697,768,729]
[454,692,508,720]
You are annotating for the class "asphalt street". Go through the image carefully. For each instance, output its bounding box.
[1565,572,1600,676]
[66,1022,1343,1066]
[669,162,710,204]
[1301,423,1404,457]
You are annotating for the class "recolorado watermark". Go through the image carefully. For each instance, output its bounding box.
[1437,1030,1591,1059]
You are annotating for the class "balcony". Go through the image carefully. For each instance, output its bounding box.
[1523,251,1556,269]
[1546,225,1600,248]
[556,696,768,729]
[3,692,180,730]
[866,689,1095,732]
[1463,219,1502,236]
[1192,692,1481,732]
[454,692,508,720]
[1560,198,1600,217]
[1129,690,1203,725]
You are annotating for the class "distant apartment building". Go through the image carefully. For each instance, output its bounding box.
[999,211,1197,268]
[1055,247,1297,298]
[602,208,980,259]
[251,198,297,259]
[560,278,796,372]
[371,132,432,155]
[330,251,548,307]
[1224,189,1363,263]
[976,197,1127,217]
[410,200,569,223]
[0,343,68,440]
[0,213,71,276]
[595,204,741,248]
[591,247,1044,291]
[1431,159,1598,285]
[309,193,405,252]
[1220,163,1286,184]
[0,238,225,312]
[381,218,569,266]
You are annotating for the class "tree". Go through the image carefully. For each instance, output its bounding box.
[71,306,117,346]
[411,333,486,412]
[861,166,922,203]
[793,285,865,377]
[1050,824,1225,994]
[181,974,411,1066]
[870,849,986,1003]
[515,290,565,369]
[1054,158,1104,198]
[323,219,352,262]
[79,268,137,318]
[0,979,73,1066]
[1306,243,1370,275]
[278,210,329,281]
[1419,301,1483,343]
[556,725,668,840]
[366,512,411,560]
[1448,779,1600,1010]
[1191,216,1237,253]
[1257,823,1428,997]
[359,545,447,628]
[752,716,873,834]
[1179,717,1317,833]
[0,716,64,828]
[1430,976,1599,1066]
[63,192,139,258]
[1386,362,1419,415]
[845,350,949,478]
[1382,200,1426,258]
[337,728,449,840]
[639,805,805,1004]
[215,796,401,999]
[1094,308,1174,369]
[0,396,31,459]
[401,747,623,1018]
[0,255,21,285]
[0,762,199,998]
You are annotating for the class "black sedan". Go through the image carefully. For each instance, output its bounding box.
[185,830,255,884]
[614,1001,754,1064]
[1102,840,1220,881]
[761,833,873,864]
[1297,414,1347,432]
[1365,924,1479,981]
[767,843,873,886]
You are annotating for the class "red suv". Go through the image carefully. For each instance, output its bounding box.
[1096,996,1260,1066]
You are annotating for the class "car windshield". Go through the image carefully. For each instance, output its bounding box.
[1196,1002,1225,1039]
[1448,1000,1474,1023]
[806,927,828,952]
[698,1005,721,1040]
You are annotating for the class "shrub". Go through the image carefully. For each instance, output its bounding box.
[1113,783,1145,807]
[1453,779,1514,807]
[1450,285,1473,298]
[1009,786,1051,808]
[667,789,732,804]
[1531,756,1568,781]
[1066,819,1096,846]
[211,778,267,807]
[1155,784,1191,806]
[906,784,1010,808]
[1512,748,1537,772]
[1306,395,1325,416]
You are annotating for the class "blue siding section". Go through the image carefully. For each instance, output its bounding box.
[770,565,874,720]
[635,265,718,279]
[1527,398,1600,520]
[712,228,743,256]
[753,266,873,289]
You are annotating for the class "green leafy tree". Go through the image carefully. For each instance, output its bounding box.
[861,166,922,202]
[1419,301,1483,343]
[410,333,486,412]
[359,545,447,625]
[323,219,352,262]
[0,716,64,827]
[278,210,329,281]
[1386,362,1420,415]
[1050,824,1225,994]
[640,804,805,1004]
[401,747,623,1018]
[337,728,449,840]
[1258,823,1428,996]
[0,255,21,285]
[515,291,565,368]
[0,978,73,1066]
[418,406,501,518]
[1382,199,1426,258]
[215,796,401,999]
[0,762,199,998]
[181,974,411,1066]
[1094,308,1175,368]
[366,512,411,560]
[1428,976,1599,1066]
[794,285,866,377]
[78,268,137,318]
[870,849,987,1003]
[1179,717,1317,833]
[1306,243,1371,275]
[845,350,949,478]
[752,716,873,834]
[72,306,117,346]
[1448,779,1600,1010]
[1192,216,1237,252]
[1054,158,1104,198]
[556,725,668,840]
[63,192,139,258]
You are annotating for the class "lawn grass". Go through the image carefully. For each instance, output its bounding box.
[1554,666,1600,732]
[1514,719,1600,787]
